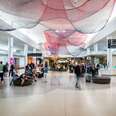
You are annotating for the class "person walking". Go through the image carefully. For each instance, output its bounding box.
[3,62,8,77]
[96,63,100,75]
[0,61,4,84]
[91,64,97,78]
[74,63,81,89]
[43,62,49,81]
[9,64,15,77]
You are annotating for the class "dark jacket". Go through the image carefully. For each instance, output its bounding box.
[74,65,81,77]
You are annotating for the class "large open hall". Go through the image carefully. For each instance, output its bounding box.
[0,0,116,116]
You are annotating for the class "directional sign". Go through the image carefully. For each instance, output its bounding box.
[108,39,116,48]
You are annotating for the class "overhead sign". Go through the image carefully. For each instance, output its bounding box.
[108,39,116,48]
[28,53,42,57]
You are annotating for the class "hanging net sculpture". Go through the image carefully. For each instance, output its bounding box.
[0,0,115,33]
[44,31,87,56]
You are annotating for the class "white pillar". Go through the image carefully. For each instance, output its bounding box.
[94,43,98,52]
[24,44,28,66]
[107,36,112,74]
[107,48,112,74]
[33,48,36,53]
[87,47,90,54]
[8,37,14,61]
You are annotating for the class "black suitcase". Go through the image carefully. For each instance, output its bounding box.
[86,75,92,83]
[38,72,44,78]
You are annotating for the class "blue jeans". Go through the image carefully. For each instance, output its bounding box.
[75,75,80,88]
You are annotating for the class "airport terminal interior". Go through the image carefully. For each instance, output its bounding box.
[0,0,116,116]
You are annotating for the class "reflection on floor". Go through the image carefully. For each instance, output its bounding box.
[0,71,116,116]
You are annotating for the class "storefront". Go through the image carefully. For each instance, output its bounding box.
[28,53,42,65]
[46,56,69,71]
[86,55,107,67]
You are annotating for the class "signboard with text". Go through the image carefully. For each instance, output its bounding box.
[108,39,116,48]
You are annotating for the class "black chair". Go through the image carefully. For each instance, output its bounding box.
[92,76,111,84]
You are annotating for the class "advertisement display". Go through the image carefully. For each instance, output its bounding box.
[19,57,25,68]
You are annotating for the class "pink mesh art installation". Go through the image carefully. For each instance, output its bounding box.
[44,30,87,55]
[0,0,115,33]
[0,0,115,56]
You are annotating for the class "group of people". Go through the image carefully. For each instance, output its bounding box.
[10,62,36,86]
[0,60,49,86]
[10,61,49,86]
[25,62,49,79]
[0,59,101,88]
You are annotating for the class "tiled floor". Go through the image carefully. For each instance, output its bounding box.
[0,71,116,116]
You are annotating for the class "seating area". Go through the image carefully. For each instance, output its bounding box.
[92,76,111,84]
[86,74,111,84]
[13,77,33,86]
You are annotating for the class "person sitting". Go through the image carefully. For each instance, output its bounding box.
[25,64,33,77]
[39,64,44,78]
[10,72,33,86]
[10,72,21,86]
[32,68,37,82]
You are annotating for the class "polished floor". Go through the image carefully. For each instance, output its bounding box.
[0,71,116,116]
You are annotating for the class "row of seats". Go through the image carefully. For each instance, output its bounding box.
[86,74,111,84]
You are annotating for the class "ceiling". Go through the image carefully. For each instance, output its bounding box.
[0,31,33,51]
[0,0,115,56]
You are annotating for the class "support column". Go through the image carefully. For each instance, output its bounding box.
[94,43,99,64]
[107,48,112,74]
[94,43,98,52]
[33,48,36,53]
[8,37,14,63]
[87,47,90,54]
[24,44,28,66]
[107,36,112,74]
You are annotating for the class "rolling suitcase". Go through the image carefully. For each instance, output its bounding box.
[86,74,92,82]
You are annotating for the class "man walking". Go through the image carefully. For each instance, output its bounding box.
[74,63,81,89]
[0,61,4,84]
